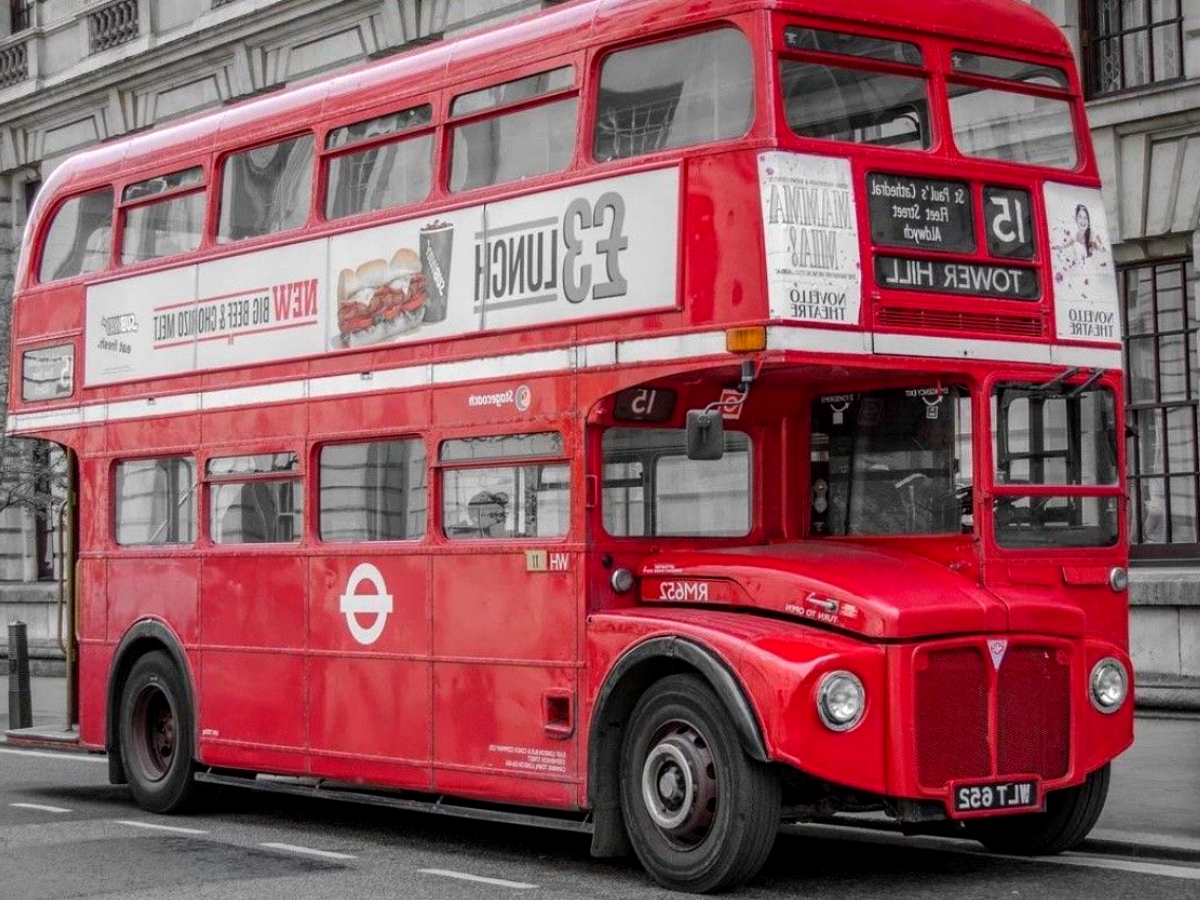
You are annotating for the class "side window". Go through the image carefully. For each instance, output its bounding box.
[218,135,314,242]
[325,105,433,219]
[208,453,303,544]
[121,167,206,264]
[440,433,570,539]
[319,439,427,541]
[449,67,577,192]
[601,428,752,537]
[594,29,754,162]
[39,187,114,283]
[114,457,196,546]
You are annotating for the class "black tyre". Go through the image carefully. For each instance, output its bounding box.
[967,764,1110,855]
[619,674,781,893]
[118,650,200,813]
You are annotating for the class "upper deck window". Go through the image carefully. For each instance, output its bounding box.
[783,27,922,66]
[779,28,931,151]
[449,68,576,192]
[594,28,753,162]
[451,67,573,117]
[951,51,1069,89]
[947,52,1078,171]
[39,187,113,283]
[325,105,433,219]
[218,134,314,242]
[121,167,205,265]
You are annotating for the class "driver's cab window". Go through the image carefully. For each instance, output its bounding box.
[810,386,973,536]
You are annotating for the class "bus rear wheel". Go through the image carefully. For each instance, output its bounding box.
[967,764,1110,855]
[118,650,200,814]
[619,674,780,893]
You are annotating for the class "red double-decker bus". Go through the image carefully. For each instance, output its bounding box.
[6,0,1132,891]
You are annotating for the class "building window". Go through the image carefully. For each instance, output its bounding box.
[1123,257,1200,558]
[1083,0,1185,97]
[9,1,33,33]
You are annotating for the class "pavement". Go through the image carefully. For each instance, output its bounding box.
[0,676,1198,898]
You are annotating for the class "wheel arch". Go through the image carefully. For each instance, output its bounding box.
[586,636,769,858]
[106,620,197,786]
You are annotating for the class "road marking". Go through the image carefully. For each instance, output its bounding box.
[116,819,209,835]
[259,842,356,861]
[419,869,536,889]
[1044,853,1200,881]
[785,822,1200,882]
[10,802,72,814]
[0,747,106,764]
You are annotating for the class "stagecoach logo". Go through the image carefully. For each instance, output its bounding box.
[339,563,393,646]
[467,384,532,412]
[988,639,1009,671]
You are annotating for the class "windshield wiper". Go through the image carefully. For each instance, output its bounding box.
[1067,368,1105,398]
[1029,366,1080,393]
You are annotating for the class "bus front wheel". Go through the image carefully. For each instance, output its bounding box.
[118,650,201,813]
[619,674,781,893]
[966,764,1110,855]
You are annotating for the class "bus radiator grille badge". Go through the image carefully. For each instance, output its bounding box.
[340,563,393,646]
[988,639,1009,671]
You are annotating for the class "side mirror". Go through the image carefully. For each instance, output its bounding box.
[686,409,725,460]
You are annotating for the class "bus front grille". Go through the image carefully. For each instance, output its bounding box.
[915,647,991,789]
[997,645,1072,782]
[915,642,1071,791]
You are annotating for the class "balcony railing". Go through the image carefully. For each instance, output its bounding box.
[88,0,140,54]
[0,40,28,88]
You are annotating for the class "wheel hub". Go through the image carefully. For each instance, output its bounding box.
[640,721,718,848]
[131,684,177,783]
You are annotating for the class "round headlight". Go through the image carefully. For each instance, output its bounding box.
[611,568,635,594]
[817,671,866,731]
[1109,567,1129,592]
[1090,658,1129,713]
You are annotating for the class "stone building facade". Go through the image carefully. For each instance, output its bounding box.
[0,0,544,666]
[1029,0,1200,706]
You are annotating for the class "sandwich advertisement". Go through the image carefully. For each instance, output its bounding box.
[84,167,679,387]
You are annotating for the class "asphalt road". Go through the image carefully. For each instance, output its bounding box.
[1,746,1198,900]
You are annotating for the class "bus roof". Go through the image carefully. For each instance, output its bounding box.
[26,0,1069,246]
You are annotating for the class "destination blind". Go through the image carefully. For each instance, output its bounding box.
[868,173,974,253]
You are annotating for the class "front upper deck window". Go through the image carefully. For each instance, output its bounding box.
[779,27,930,152]
[810,387,973,537]
[218,134,314,242]
[947,52,1079,170]
[39,187,113,283]
[593,28,753,162]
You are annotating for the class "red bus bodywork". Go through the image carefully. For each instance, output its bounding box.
[6,0,1131,874]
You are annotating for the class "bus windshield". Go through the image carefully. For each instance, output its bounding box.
[810,387,973,537]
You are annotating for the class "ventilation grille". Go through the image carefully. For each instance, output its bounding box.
[878,306,1045,337]
[914,642,1072,790]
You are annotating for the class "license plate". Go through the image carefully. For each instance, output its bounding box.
[951,779,1040,816]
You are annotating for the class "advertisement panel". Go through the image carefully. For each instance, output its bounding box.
[83,168,680,386]
[759,151,862,327]
[1044,183,1121,343]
